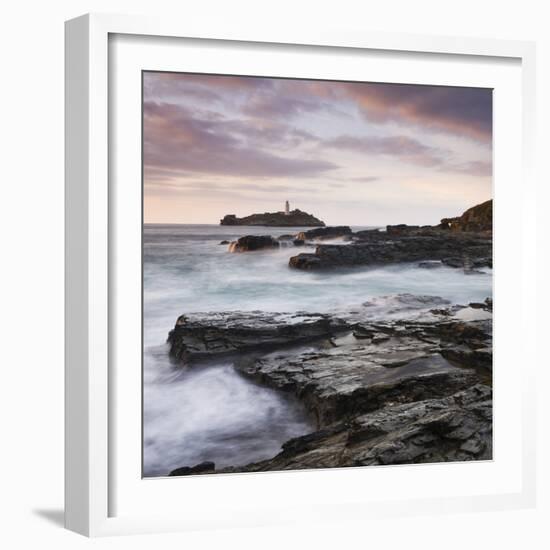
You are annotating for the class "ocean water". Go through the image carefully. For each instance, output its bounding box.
[143,224,492,477]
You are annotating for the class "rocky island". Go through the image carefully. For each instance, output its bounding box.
[220,201,325,227]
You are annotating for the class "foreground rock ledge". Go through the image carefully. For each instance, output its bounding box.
[167,311,348,363]
[169,384,491,475]
[167,299,492,474]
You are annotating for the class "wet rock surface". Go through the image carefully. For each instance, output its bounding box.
[289,200,492,271]
[295,226,352,241]
[236,349,478,427]
[228,235,280,252]
[167,311,348,362]
[220,384,492,472]
[289,233,492,271]
[167,298,492,473]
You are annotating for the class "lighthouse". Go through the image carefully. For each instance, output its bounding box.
[285,200,290,215]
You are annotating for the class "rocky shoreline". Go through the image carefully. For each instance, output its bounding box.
[289,232,492,271]
[163,200,492,476]
[167,296,492,475]
[224,200,493,273]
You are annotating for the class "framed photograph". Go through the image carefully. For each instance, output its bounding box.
[65,13,537,536]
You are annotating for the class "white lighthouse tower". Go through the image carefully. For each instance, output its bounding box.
[285,200,290,215]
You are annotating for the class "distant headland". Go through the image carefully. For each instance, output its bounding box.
[220,201,325,227]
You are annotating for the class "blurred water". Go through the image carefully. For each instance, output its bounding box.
[143,224,492,476]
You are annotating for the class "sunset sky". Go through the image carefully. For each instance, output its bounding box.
[143,72,492,226]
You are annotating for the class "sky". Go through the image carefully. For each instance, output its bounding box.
[143,72,492,226]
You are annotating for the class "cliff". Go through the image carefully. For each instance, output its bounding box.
[439,199,492,232]
[220,209,325,227]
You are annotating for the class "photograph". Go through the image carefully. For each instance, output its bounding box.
[142,71,493,478]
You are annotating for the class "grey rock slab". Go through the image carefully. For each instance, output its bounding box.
[168,311,348,363]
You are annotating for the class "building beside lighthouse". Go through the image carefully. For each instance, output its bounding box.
[285,200,290,215]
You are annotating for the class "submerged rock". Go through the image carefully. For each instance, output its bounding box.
[360,293,451,317]
[418,260,443,269]
[442,257,465,268]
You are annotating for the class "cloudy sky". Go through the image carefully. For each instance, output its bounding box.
[143,72,492,225]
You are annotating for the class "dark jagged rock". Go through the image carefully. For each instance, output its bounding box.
[288,200,492,271]
[219,385,491,472]
[289,233,492,270]
[167,299,492,474]
[169,461,216,476]
[233,304,491,427]
[220,209,325,227]
[236,350,478,427]
[441,257,463,268]
[167,311,348,363]
[295,226,352,241]
[219,240,230,245]
[228,235,279,252]
[287,252,321,270]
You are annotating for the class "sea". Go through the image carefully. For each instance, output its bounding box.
[143,224,492,477]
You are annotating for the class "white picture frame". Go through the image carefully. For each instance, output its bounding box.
[65,12,537,537]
